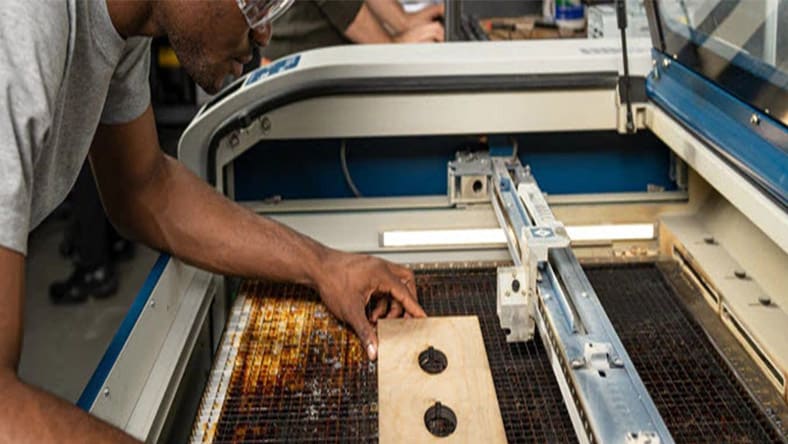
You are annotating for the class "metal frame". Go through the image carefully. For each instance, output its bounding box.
[178,38,654,188]
[79,256,220,442]
[648,50,787,209]
[646,99,788,253]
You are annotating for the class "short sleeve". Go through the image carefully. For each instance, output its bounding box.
[314,0,364,32]
[100,37,152,124]
[0,2,68,254]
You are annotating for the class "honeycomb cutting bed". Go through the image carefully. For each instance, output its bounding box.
[191,264,783,443]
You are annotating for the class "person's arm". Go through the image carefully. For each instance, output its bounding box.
[345,3,444,43]
[365,0,444,34]
[344,3,395,43]
[0,247,138,443]
[89,106,425,360]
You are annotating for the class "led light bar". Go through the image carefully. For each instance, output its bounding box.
[381,228,506,247]
[381,224,654,248]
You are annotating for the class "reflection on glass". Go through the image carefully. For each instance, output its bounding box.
[659,0,786,71]
[655,0,787,123]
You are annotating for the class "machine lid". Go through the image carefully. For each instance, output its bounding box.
[645,0,788,128]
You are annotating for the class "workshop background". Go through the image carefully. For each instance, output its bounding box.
[18,1,788,443]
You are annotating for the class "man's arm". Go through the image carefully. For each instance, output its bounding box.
[0,247,138,443]
[345,3,444,43]
[364,0,444,34]
[89,106,424,360]
[344,3,396,43]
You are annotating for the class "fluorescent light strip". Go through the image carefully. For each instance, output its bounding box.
[381,228,506,247]
[381,224,654,248]
[567,223,655,242]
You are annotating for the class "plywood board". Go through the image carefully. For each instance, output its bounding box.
[378,316,506,443]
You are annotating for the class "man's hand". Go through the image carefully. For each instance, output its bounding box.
[394,22,445,43]
[314,250,425,361]
[405,3,445,30]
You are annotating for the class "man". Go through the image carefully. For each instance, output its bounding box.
[0,0,425,441]
[264,0,445,60]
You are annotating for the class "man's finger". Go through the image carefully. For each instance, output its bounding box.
[348,305,379,360]
[386,299,404,318]
[432,23,445,42]
[387,263,417,297]
[370,296,389,322]
[380,273,427,318]
[421,4,445,20]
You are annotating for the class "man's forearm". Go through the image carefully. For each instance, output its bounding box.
[345,3,394,43]
[364,0,408,34]
[0,372,137,444]
[102,154,331,286]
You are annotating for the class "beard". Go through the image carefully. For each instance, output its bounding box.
[156,1,232,95]
[167,29,225,94]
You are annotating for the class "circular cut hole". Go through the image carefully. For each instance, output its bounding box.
[472,179,483,194]
[418,346,448,374]
[424,402,457,437]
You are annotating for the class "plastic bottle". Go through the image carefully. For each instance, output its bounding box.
[555,0,585,31]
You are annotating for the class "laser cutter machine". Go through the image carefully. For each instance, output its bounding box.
[78,1,788,442]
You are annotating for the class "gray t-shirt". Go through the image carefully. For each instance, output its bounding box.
[0,0,151,255]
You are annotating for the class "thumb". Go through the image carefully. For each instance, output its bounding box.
[348,307,379,361]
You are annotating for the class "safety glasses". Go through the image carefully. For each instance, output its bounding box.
[236,0,294,32]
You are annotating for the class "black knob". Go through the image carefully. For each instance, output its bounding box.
[424,402,457,437]
[418,346,448,374]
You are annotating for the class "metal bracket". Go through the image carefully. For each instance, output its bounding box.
[496,266,533,342]
[448,151,492,205]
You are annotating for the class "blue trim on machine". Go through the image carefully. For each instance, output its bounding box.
[244,55,301,87]
[77,254,171,410]
[648,50,788,209]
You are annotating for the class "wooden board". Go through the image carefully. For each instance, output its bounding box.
[377,316,506,443]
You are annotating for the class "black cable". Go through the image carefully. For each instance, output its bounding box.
[617,0,635,133]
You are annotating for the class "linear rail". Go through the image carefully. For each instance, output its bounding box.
[478,155,674,443]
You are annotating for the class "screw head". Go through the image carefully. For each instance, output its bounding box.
[229,132,240,147]
[703,236,716,245]
[662,58,671,68]
[734,269,747,279]
[103,387,110,397]
[750,114,761,125]
[261,116,271,133]
[758,295,772,306]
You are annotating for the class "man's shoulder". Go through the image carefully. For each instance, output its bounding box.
[1,0,72,66]
[2,0,71,32]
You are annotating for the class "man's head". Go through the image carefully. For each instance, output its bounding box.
[155,0,292,94]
